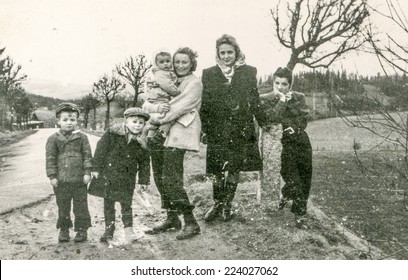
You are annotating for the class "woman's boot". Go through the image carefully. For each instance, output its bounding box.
[176,210,200,240]
[204,200,223,222]
[204,177,224,222]
[145,210,182,234]
[222,183,237,222]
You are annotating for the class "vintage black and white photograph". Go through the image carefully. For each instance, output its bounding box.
[1,0,408,264]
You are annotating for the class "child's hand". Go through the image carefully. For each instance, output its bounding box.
[50,178,58,187]
[92,172,99,179]
[83,174,91,184]
[158,103,170,114]
[275,91,286,102]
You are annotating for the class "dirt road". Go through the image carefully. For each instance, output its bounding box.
[0,129,255,260]
[0,129,384,260]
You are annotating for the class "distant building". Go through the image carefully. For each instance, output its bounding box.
[31,110,56,128]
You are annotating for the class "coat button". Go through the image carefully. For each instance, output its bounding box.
[65,165,68,167]
[109,163,112,166]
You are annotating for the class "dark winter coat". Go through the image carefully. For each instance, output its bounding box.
[46,130,92,182]
[92,124,150,202]
[260,91,309,139]
[201,65,267,174]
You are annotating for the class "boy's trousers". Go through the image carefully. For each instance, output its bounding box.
[53,182,91,231]
[103,195,133,228]
[280,131,313,216]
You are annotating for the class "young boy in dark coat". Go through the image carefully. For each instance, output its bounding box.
[260,67,313,229]
[92,107,150,244]
[45,102,92,242]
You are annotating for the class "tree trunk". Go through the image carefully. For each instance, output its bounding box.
[105,101,110,130]
[92,107,97,130]
[286,53,298,71]
[259,124,283,204]
[132,85,139,107]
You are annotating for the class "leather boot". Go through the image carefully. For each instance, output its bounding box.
[222,184,237,222]
[176,210,200,240]
[145,210,182,234]
[100,224,115,243]
[204,200,223,222]
[58,228,70,243]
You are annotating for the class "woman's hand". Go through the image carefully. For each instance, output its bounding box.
[83,174,91,184]
[50,178,58,187]
[158,103,170,114]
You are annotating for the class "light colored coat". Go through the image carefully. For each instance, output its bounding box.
[145,74,203,152]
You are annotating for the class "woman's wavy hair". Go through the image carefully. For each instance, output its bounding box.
[273,67,293,86]
[216,34,241,58]
[173,47,198,72]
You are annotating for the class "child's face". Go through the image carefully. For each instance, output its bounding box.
[125,116,146,134]
[156,55,172,71]
[57,112,78,132]
[273,77,291,94]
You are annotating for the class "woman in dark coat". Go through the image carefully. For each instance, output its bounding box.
[201,34,266,222]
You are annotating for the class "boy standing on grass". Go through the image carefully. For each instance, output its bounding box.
[92,107,150,245]
[45,102,92,242]
[260,67,313,229]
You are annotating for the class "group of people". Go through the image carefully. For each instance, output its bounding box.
[45,34,313,244]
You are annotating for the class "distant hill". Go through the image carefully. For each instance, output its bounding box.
[26,93,67,110]
[24,79,91,100]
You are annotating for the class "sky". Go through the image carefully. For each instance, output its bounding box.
[0,0,407,98]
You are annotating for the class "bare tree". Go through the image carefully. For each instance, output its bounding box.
[271,0,370,70]
[366,0,408,76]
[116,55,151,107]
[0,52,27,130]
[92,74,125,130]
[80,93,100,129]
[336,0,408,210]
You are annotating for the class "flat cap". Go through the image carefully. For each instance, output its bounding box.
[123,107,150,120]
[56,102,80,117]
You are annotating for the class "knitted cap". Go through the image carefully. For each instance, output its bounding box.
[123,107,150,120]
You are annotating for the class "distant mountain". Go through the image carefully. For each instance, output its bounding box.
[23,79,91,100]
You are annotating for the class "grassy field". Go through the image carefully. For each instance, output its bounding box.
[306,116,408,259]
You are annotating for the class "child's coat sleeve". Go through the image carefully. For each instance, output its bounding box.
[81,134,93,175]
[45,135,58,179]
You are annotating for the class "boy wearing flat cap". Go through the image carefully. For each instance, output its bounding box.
[45,102,92,243]
[92,107,151,245]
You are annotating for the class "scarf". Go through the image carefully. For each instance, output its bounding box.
[216,51,246,83]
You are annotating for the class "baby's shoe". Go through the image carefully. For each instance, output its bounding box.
[58,228,70,243]
[74,229,88,243]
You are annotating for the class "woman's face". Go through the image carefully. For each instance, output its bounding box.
[273,77,291,94]
[174,53,192,76]
[218,44,237,67]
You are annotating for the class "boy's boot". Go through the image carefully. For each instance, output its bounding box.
[124,227,144,244]
[204,179,224,222]
[100,224,115,243]
[145,210,181,234]
[176,210,200,240]
[74,229,88,243]
[222,183,237,222]
[58,228,70,243]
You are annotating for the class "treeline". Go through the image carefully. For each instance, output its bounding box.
[259,69,408,113]
[0,47,31,131]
